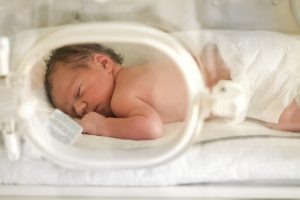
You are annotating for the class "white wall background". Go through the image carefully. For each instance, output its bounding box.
[0,0,299,36]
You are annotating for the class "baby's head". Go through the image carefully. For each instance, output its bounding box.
[44,43,123,117]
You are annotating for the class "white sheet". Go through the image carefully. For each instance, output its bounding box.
[1,119,300,186]
[72,118,299,150]
[173,30,300,123]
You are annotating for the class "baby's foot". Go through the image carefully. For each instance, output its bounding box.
[266,122,300,132]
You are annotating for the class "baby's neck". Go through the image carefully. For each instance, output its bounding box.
[112,64,122,79]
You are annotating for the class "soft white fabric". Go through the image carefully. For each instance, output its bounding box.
[173,30,300,123]
[73,122,181,150]
[22,118,300,158]
[217,31,300,123]
[2,119,300,186]
[72,119,300,150]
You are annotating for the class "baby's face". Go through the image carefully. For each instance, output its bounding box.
[51,61,115,118]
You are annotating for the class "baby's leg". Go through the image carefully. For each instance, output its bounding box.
[196,43,231,89]
[268,100,300,132]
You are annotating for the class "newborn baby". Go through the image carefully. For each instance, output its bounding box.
[44,44,189,140]
[44,33,300,140]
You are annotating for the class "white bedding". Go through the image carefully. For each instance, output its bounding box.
[1,119,300,186]
[173,30,300,123]
[72,119,299,150]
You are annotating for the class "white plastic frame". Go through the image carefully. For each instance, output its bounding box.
[17,22,206,169]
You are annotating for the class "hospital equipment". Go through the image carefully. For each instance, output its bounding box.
[0,0,300,199]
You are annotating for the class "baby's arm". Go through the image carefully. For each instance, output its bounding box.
[80,97,164,140]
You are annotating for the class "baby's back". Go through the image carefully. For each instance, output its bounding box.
[114,61,188,123]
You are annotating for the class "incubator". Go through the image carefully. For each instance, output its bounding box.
[0,0,251,169]
[1,0,300,199]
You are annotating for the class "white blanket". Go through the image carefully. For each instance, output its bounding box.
[173,30,300,123]
[1,119,300,186]
[72,118,299,150]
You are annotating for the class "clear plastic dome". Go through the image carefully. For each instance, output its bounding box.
[15,22,206,169]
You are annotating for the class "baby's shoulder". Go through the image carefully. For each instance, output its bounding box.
[110,89,140,117]
[110,80,139,117]
[115,65,155,89]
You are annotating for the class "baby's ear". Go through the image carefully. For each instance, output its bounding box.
[93,53,114,72]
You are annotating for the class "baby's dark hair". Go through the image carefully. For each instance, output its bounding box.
[44,43,123,106]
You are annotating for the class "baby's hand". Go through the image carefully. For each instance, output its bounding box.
[80,112,105,135]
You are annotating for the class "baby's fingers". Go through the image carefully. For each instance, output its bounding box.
[80,118,97,135]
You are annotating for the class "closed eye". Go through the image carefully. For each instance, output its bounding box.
[77,86,80,98]
[76,82,83,98]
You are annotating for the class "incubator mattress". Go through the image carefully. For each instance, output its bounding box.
[1,119,300,186]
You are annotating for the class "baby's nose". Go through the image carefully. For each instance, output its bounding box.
[73,101,88,117]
